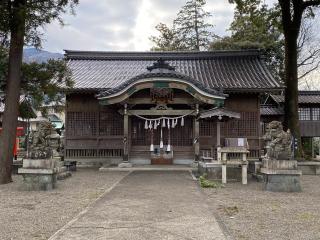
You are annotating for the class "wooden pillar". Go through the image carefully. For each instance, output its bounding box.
[194,117,200,162]
[216,119,221,147]
[123,104,129,162]
[216,119,221,162]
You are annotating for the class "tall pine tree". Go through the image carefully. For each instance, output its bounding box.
[150,0,217,51]
[174,0,216,50]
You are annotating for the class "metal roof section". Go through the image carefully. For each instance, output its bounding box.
[260,105,284,115]
[199,107,241,119]
[271,91,320,104]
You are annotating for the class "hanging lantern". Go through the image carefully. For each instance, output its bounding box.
[162,118,166,128]
[144,120,148,129]
[181,117,184,127]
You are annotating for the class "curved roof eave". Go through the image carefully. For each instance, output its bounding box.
[97,71,226,99]
[97,74,227,106]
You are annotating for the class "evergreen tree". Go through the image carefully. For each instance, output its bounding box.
[0,0,78,184]
[174,0,216,50]
[150,23,187,51]
[150,0,217,51]
[210,0,284,78]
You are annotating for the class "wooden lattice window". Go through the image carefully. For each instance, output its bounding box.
[200,119,216,136]
[298,108,311,120]
[131,116,193,146]
[66,112,97,136]
[170,117,193,146]
[99,111,123,136]
[222,112,258,137]
[312,108,320,120]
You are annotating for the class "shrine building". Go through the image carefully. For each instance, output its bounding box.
[63,50,282,166]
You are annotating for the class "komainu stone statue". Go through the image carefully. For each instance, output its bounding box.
[263,121,292,160]
[19,121,64,191]
[261,121,301,192]
[29,121,62,159]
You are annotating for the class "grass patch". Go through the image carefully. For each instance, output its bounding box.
[224,206,239,216]
[199,174,223,188]
[297,212,316,221]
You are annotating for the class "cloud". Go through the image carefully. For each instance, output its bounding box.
[42,0,235,53]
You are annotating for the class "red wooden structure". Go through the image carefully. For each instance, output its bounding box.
[0,127,24,159]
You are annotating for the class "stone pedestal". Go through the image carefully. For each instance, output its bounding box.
[18,158,58,191]
[261,159,302,192]
[118,162,133,168]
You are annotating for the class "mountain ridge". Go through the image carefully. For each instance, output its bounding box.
[23,48,63,63]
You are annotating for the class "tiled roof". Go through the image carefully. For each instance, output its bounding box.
[271,91,320,104]
[260,105,284,115]
[97,59,226,98]
[65,50,282,92]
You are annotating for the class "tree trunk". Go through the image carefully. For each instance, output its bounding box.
[283,31,303,157]
[194,3,200,50]
[0,0,26,184]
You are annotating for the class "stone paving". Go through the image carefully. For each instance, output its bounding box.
[49,171,226,240]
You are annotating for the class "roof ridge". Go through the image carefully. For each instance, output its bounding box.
[64,49,262,60]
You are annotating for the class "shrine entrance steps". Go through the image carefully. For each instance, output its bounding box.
[99,164,196,172]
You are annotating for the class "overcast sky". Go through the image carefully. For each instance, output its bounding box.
[42,0,238,53]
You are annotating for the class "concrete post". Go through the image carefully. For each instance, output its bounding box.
[242,152,247,184]
[242,164,247,184]
[222,152,227,184]
[222,164,227,184]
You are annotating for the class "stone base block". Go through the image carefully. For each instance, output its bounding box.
[198,162,242,181]
[57,171,72,180]
[118,162,133,168]
[20,173,57,191]
[298,161,320,175]
[261,168,302,192]
[262,159,297,170]
[22,158,57,169]
[248,160,262,174]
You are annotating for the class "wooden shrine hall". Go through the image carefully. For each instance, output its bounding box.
[64,50,282,166]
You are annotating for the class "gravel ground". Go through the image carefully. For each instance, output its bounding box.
[0,169,127,240]
[202,175,320,240]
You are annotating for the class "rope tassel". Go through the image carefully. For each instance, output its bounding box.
[162,118,166,128]
[181,117,184,126]
[145,120,148,129]
[160,128,164,149]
